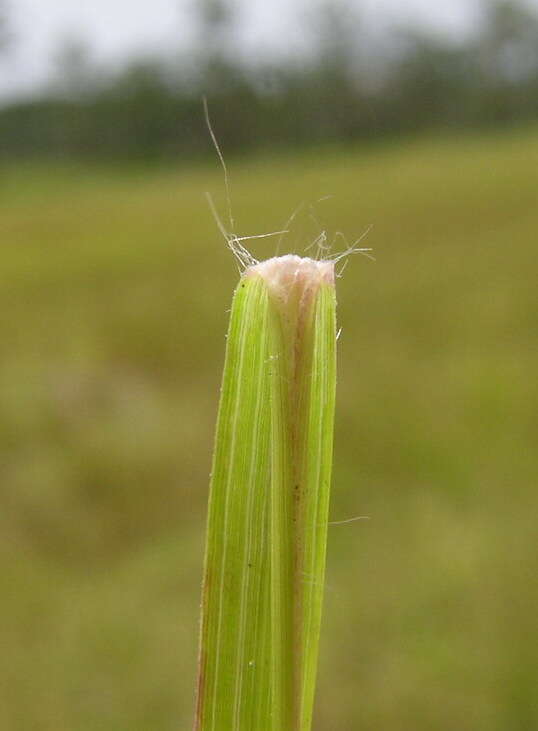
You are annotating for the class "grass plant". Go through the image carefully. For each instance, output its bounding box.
[194,255,337,730]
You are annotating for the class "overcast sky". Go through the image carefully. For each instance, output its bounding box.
[1,0,536,99]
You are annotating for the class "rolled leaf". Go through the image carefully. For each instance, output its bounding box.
[195,255,336,731]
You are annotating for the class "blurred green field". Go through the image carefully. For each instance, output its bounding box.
[1,128,537,731]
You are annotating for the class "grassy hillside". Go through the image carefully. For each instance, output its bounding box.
[1,129,537,730]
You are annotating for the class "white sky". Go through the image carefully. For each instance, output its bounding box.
[0,0,536,99]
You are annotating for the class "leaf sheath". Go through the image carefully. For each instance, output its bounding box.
[195,256,336,731]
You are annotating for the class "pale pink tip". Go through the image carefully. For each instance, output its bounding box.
[245,255,334,305]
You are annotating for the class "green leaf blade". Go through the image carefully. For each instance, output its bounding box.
[195,275,273,731]
[297,281,337,729]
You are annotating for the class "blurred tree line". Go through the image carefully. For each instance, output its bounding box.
[1,0,538,161]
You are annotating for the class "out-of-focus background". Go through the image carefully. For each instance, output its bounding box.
[1,1,537,729]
